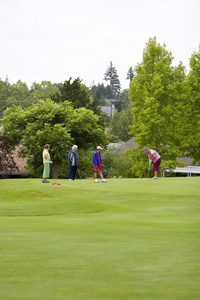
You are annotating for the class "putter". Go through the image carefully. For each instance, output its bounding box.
[77,169,82,180]
[147,164,151,178]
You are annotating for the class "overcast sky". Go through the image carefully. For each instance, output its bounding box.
[1,0,200,90]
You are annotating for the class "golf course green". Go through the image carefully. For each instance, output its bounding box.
[0,177,199,300]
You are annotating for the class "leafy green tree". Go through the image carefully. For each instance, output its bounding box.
[109,105,133,142]
[104,61,121,99]
[114,89,130,112]
[128,37,190,176]
[29,81,58,102]
[183,46,200,164]
[1,79,59,117]
[5,80,30,109]
[0,79,12,118]
[1,99,107,178]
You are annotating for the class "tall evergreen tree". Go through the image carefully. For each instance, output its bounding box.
[126,66,134,83]
[104,61,121,99]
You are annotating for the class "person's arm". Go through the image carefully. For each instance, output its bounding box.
[93,152,98,166]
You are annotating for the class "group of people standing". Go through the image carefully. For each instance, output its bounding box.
[42,144,161,183]
[42,144,107,183]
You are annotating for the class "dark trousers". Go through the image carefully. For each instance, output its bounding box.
[68,165,77,180]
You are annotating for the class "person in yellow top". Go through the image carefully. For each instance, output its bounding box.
[42,144,52,183]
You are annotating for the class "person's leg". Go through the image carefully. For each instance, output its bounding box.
[72,166,77,180]
[153,158,161,179]
[99,171,104,179]
[94,165,99,181]
[68,164,73,179]
[99,166,107,182]
[42,163,50,183]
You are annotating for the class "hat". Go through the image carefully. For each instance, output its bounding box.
[97,146,103,150]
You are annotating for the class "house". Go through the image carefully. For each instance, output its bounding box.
[99,105,116,118]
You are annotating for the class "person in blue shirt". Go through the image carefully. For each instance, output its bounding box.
[68,145,79,180]
[92,146,107,183]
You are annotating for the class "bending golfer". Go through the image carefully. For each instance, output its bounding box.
[42,144,51,183]
[144,147,161,179]
[68,145,79,180]
[92,146,107,183]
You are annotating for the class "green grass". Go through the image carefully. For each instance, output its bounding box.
[0,177,199,300]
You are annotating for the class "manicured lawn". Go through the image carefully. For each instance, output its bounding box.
[0,177,199,300]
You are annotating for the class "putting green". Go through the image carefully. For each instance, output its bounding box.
[0,181,105,216]
[0,177,199,300]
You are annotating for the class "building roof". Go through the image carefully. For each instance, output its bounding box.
[109,137,195,166]
[120,137,139,152]
[99,105,115,117]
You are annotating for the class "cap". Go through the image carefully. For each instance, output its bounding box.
[97,146,103,150]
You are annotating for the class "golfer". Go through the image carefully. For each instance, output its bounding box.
[42,144,51,183]
[68,145,79,180]
[92,146,107,183]
[144,147,161,179]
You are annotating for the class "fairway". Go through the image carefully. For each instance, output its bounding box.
[0,177,199,300]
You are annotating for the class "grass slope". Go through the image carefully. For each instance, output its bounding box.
[0,177,199,300]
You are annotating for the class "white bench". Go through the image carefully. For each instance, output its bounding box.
[162,166,200,177]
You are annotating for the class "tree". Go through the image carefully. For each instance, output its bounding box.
[88,82,113,106]
[183,46,200,164]
[0,80,59,116]
[104,61,121,99]
[5,80,30,109]
[1,99,107,178]
[29,81,58,102]
[109,105,133,142]
[126,66,134,83]
[114,89,130,112]
[0,79,12,118]
[128,37,190,175]
[0,135,19,177]
[52,77,101,116]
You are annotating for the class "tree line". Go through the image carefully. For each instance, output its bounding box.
[0,36,200,178]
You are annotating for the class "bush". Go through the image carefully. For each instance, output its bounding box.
[102,146,135,178]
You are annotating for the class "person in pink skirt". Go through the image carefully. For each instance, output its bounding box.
[144,147,161,179]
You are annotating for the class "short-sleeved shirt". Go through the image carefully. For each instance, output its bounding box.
[148,149,161,163]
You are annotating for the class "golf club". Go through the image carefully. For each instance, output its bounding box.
[77,169,82,180]
[147,164,151,178]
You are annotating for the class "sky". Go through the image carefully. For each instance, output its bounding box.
[1,0,200,90]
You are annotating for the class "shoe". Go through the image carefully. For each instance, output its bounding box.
[102,179,107,182]
[68,179,71,180]
[42,180,49,183]
[152,177,158,180]
[95,179,99,183]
